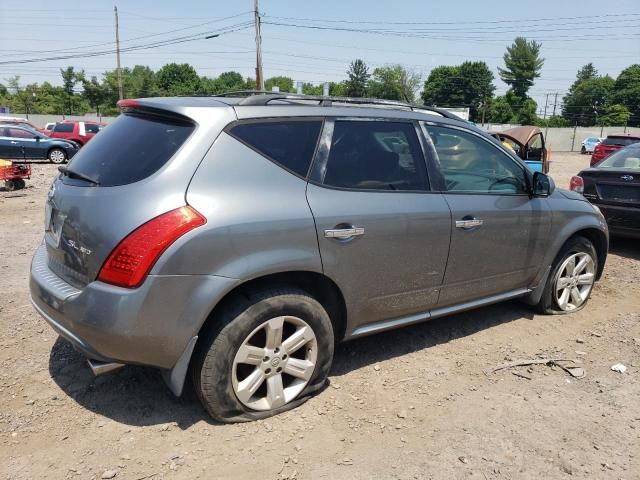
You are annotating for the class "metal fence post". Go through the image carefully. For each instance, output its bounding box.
[571,124,577,152]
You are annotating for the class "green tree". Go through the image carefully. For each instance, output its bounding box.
[344,59,370,97]
[498,37,544,99]
[516,97,538,125]
[82,76,108,116]
[60,66,82,114]
[265,76,294,92]
[369,65,420,102]
[488,95,514,124]
[610,64,640,126]
[422,61,495,121]
[562,70,615,126]
[598,104,631,126]
[201,71,246,94]
[302,83,323,95]
[156,63,201,95]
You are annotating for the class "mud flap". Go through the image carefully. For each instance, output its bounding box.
[162,336,198,396]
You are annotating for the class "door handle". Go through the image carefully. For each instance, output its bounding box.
[324,227,365,239]
[10,141,18,144]
[455,217,483,229]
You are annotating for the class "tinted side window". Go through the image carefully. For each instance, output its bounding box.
[63,113,194,187]
[8,128,30,138]
[230,120,322,177]
[85,124,101,134]
[425,125,527,194]
[54,123,74,133]
[323,121,427,191]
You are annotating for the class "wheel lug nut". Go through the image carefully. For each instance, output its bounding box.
[274,347,280,354]
[265,368,271,374]
[276,367,282,373]
[263,356,269,362]
[282,354,287,359]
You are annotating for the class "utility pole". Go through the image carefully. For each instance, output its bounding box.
[254,0,264,91]
[542,93,550,141]
[114,5,123,100]
[551,92,558,117]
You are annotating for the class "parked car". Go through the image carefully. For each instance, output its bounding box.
[590,134,640,166]
[30,94,608,422]
[571,143,640,238]
[0,124,78,163]
[490,126,550,173]
[581,136,602,154]
[41,122,57,135]
[48,120,106,146]
[0,116,40,131]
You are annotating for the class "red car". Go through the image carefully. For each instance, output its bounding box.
[590,134,640,166]
[48,120,106,146]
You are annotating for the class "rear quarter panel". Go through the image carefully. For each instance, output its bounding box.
[174,132,323,279]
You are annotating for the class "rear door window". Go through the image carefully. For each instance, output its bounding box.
[85,124,101,134]
[54,123,74,133]
[322,120,428,191]
[228,120,322,177]
[63,113,194,186]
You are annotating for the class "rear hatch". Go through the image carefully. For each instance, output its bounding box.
[582,169,640,205]
[44,111,196,288]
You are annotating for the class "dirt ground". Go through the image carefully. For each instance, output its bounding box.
[1,153,638,480]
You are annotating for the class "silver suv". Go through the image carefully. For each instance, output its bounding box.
[30,93,608,422]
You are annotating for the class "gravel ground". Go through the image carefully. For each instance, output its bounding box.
[1,153,639,480]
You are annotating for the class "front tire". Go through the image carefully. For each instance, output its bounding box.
[191,287,334,422]
[48,148,67,164]
[536,236,598,314]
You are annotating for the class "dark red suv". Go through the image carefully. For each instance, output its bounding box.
[48,120,106,146]
[591,134,640,165]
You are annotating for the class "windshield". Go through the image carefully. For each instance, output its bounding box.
[602,137,640,147]
[596,146,640,169]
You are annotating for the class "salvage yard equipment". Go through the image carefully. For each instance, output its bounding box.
[0,159,31,191]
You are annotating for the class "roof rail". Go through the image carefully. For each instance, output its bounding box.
[230,92,463,121]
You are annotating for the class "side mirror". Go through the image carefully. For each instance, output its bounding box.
[35,136,41,142]
[532,171,555,197]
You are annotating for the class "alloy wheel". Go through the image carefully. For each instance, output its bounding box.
[554,252,595,311]
[232,316,318,411]
[49,149,66,164]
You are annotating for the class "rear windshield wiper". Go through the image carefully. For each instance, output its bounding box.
[58,166,100,186]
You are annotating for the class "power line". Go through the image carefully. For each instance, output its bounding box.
[0,22,254,66]
[262,12,640,26]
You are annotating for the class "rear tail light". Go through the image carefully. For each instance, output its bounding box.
[569,175,584,193]
[98,206,206,288]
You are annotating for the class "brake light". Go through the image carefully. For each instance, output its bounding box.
[569,175,584,193]
[98,206,206,288]
[116,99,139,109]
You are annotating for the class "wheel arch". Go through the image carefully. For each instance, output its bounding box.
[567,227,608,280]
[198,270,348,344]
[46,146,67,161]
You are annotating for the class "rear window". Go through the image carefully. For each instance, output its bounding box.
[229,120,322,177]
[65,114,194,187]
[54,123,74,133]
[603,136,640,147]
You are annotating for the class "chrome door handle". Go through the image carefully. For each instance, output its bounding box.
[455,218,483,229]
[10,141,18,144]
[324,227,365,239]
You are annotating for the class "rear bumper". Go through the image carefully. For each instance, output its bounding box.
[596,204,640,238]
[30,242,238,370]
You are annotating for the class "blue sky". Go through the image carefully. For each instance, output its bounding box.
[1,0,639,112]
